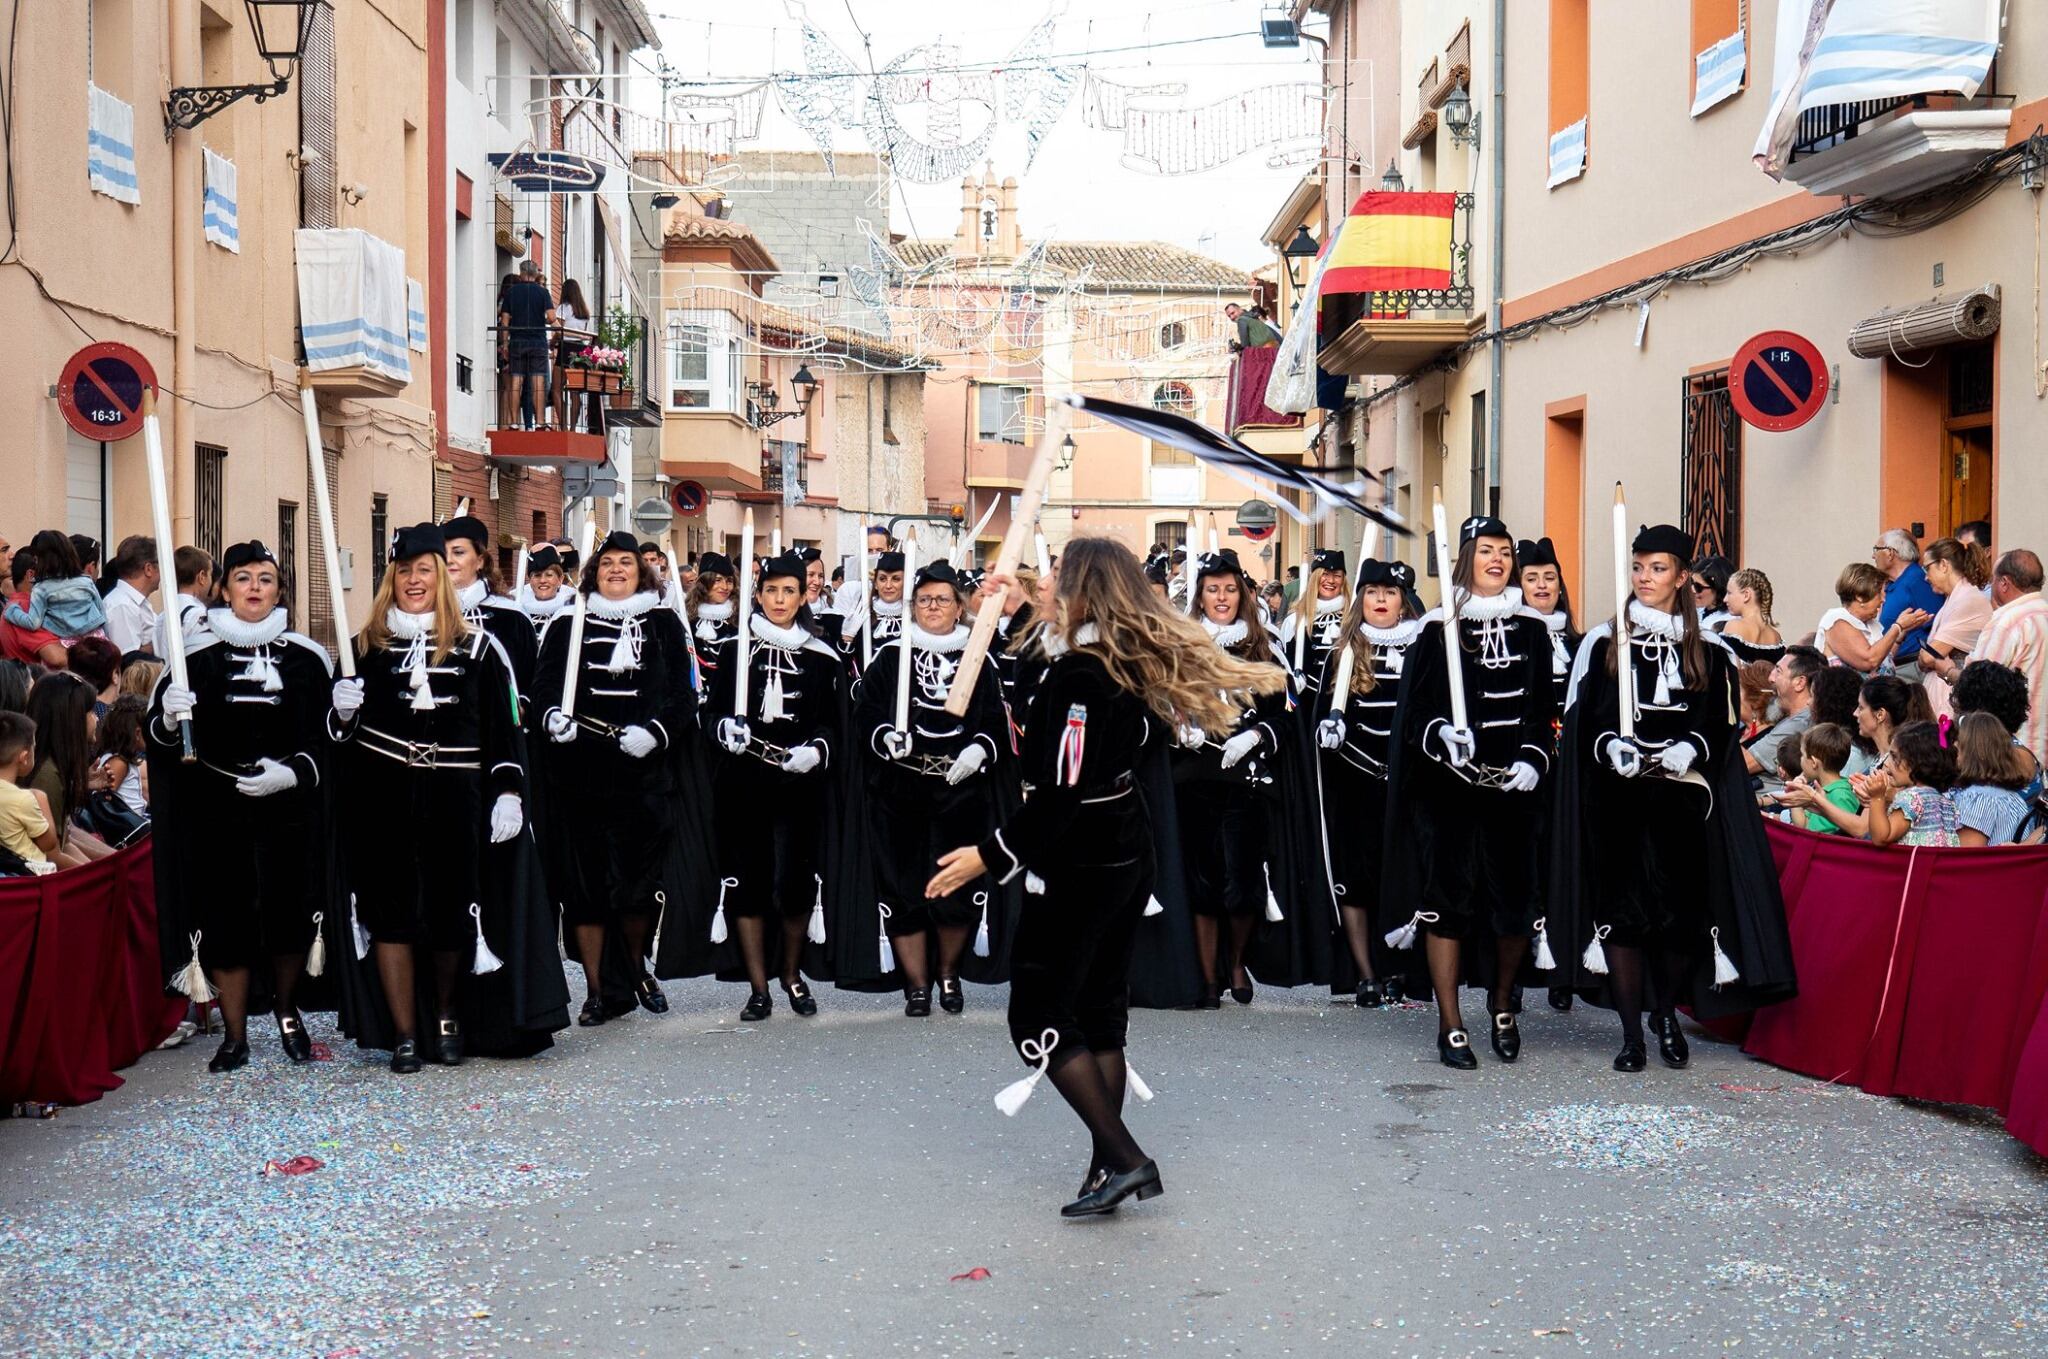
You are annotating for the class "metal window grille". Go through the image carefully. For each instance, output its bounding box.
[1681,370,1743,562]
[1948,342,1994,417]
[277,502,300,620]
[370,493,389,590]
[306,447,340,648]
[1468,390,1488,520]
[194,443,226,563]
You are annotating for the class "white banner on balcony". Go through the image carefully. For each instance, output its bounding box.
[407,277,428,353]
[1754,0,2003,175]
[87,84,139,205]
[202,148,239,251]
[295,228,412,385]
[1692,30,1748,117]
[1547,118,1588,188]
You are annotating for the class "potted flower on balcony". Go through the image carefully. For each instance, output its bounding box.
[564,344,629,393]
[598,308,645,409]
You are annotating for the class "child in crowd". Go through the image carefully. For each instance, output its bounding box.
[0,711,67,871]
[1785,723,1862,835]
[1862,720,1960,848]
[1952,711,2032,847]
[2,530,107,644]
[93,696,149,819]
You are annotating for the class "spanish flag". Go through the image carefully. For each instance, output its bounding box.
[1319,190,1457,302]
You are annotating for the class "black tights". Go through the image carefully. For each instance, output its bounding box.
[1425,933,1529,1034]
[374,943,462,1041]
[572,914,651,999]
[1339,904,1377,982]
[735,915,808,994]
[1193,914,1257,992]
[891,925,973,991]
[1048,1046,1146,1178]
[210,954,308,1046]
[1606,943,1687,1046]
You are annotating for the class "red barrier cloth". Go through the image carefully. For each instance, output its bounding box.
[1226,346,1302,434]
[0,840,184,1107]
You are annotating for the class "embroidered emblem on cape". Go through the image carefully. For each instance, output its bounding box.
[1055,704,1087,787]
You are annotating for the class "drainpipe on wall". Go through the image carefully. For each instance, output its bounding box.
[168,0,201,540]
[1484,0,1506,513]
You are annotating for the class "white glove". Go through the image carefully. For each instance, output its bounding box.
[1316,715,1346,750]
[716,717,751,754]
[881,729,913,761]
[160,683,197,720]
[489,793,524,843]
[1177,723,1206,749]
[1658,742,1697,777]
[780,743,822,775]
[1219,729,1263,770]
[544,709,576,744]
[619,724,658,759]
[945,743,988,785]
[233,757,299,798]
[1501,760,1541,793]
[1606,739,1644,778]
[330,678,364,719]
[1439,725,1477,769]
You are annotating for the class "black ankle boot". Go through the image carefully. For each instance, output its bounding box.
[1490,1011,1521,1063]
[1654,1012,1690,1069]
[1438,1028,1478,1070]
[276,1013,312,1064]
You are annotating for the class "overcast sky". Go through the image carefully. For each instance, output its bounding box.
[642,0,1322,268]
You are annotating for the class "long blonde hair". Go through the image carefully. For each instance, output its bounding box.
[1292,564,1343,633]
[1053,537,1283,737]
[358,553,469,663]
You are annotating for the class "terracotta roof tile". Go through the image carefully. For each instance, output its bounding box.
[896,239,1251,292]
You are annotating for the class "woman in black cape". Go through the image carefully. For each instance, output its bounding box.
[536,530,697,1026]
[147,540,338,1072]
[1310,557,1423,1009]
[328,524,567,1072]
[684,552,740,690]
[925,537,1284,1217]
[441,513,539,704]
[1380,516,1556,1070]
[1516,536,1580,1014]
[1280,547,1350,683]
[1547,524,1795,1070]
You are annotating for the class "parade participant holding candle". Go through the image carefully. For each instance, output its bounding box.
[1380,503,1556,1071]
[536,530,697,1026]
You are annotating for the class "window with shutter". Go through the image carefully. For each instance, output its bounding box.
[299,2,337,228]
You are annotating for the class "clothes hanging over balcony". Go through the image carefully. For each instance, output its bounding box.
[295,228,412,386]
[202,149,239,252]
[87,84,139,205]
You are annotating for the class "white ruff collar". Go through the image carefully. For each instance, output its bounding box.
[872,598,904,618]
[584,590,659,621]
[1361,619,1421,647]
[1537,610,1570,633]
[456,579,489,611]
[748,613,811,649]
[1314,596,1345,616]
[386,608,436,640]
[909,623,970,654]
[1458,587,1523,622]
[1043,621,1101,658]
[206,607,287,648]
[1628,599,1688,640]
[1201,617,1250,648]
[694,600,734,622]
[518,586,569,618]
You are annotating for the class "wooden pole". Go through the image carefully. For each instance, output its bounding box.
[944,404,1067,717]
[298,377,354,680]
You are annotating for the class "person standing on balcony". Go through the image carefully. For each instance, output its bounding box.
[550,278,594,432]
[1224,302,1280,352]
[500,260,555,431]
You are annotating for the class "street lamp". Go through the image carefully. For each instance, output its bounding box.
[789,364,820,414]
[751,365,820,429]
[165,0,325,135]
[1281,225,1319,289]
[1443,82,1481,150]
[1057,433,1077,472]
[1379,158,1406,193]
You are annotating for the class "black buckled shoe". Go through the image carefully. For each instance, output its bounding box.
[390,1039,422,1074]
[1060,1160,1164,1218]
[435,1018,464,1067]
[938,977,964,1014]
[636,977,669,1015]
[276,1014,312,1064]
[207,1039,249,1074]
[740,990,773,1022]
[1438,1028,1478,1070]
[1654,1012,1691,1069]
[1490,1012,1521,1063]
[783,979,817,1017]
[1356,978,1385,1010]
[1547,987,1575,1013]
[577,996,608,1028]
[904,987,932,1018]
[1613,1042,1647,1073]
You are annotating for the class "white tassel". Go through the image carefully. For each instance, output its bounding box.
[1143,894,1165,917]
[349,892,370,961]
[1532,916,1558,972]
[1263,864,1284,922]
[972,890,991,957]
[1710,927,1741,986]
[710,876,736,945]
[877,903,895,972]
[1384,910,1438,951]
[1387,647,1404,674]
[469,903,504,975]
[255,651,283,692]
[305,911,326,978]
[171,931,214,1003]
[1581,923,1612,976]
[1125,1063,1155,1102]
[1025,872,1046,895]
[996,1028,1059,1116]
[603,617,641,673]
[806,876,826,945]
[645,891,666,973]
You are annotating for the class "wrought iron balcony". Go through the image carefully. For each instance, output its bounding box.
[1318,192,1480,379]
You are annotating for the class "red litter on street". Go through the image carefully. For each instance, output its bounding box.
[262,1155,325,1177]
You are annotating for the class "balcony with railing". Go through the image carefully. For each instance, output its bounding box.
[1317,191,1479,379]
[483,308,655,466]
[1783,92,2012,198]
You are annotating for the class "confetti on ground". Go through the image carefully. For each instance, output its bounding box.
[949,1266,993,1282]
[1717,1082,1783,1093]
[1517,1103,1737,1169]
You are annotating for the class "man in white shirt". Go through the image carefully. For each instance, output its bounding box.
[155,544,214,658]
[1977,549,2048,766]
[102,535,161,655]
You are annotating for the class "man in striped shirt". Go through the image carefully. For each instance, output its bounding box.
[1977,549,2048,765]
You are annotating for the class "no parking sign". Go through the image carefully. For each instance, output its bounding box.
[1730,331,1828,433]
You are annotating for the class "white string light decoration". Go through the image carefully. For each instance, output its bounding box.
[1117,83,1326,175]
[1080,72,1190,130]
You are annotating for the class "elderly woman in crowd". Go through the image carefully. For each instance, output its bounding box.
[1914,536,1995,717]
[1817,563,1925,675]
